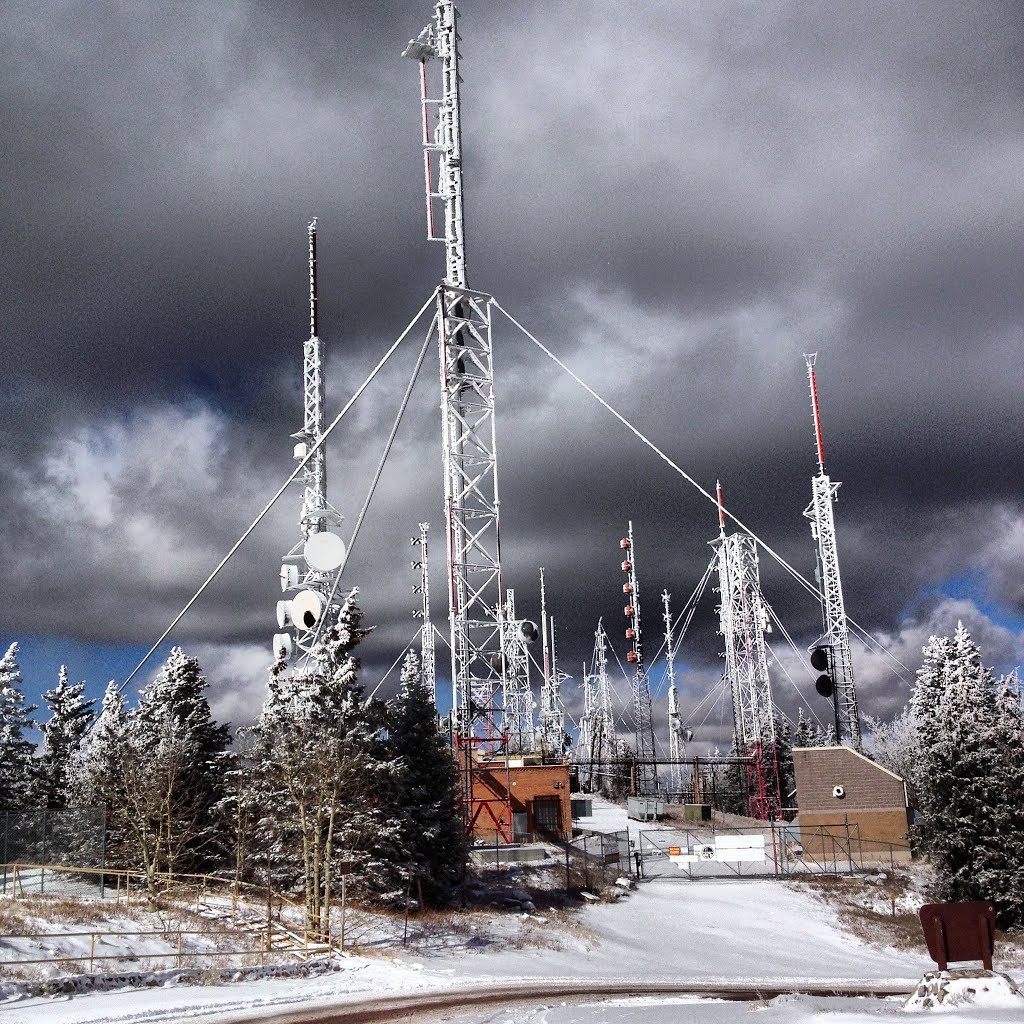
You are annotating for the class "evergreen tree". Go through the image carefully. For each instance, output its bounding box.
[389,649,467,907]
[774,716,794,808]
[0,642,38,810]
[864,705,917,799]
[989,678,1024,924]
[129,647,232,879]
[793,707,821,748]
[911,622,1018,923]
[247,590,406,935]
[68,681,132,865]
[37,666,96,808]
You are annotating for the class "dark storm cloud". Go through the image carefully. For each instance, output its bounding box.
[2,1,1022,728]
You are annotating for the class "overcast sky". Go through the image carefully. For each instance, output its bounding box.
[2,0,1022,753]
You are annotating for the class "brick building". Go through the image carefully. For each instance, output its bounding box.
[793,745,911,862]
[469,757,571,841]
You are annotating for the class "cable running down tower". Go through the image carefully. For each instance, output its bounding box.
[803,354,862,750]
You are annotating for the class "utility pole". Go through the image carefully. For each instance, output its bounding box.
[403,4,520,839]
[662,590,685,799]
[803,354,861,750]
[712,483,781,820]
[620,522,658,796]
[273,220,347,669]
[411,523,435,704]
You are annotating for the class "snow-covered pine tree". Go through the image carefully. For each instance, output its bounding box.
[911,622,1013,919]
[247,590,405,938]
[864,705,917,798]
[36,665,96,808]
[774,715,794,807]
[0,642,38,811]
[389,649,467,907]
[67,681,132,866]
[793,707,821,749]
[126,647,232,882]
[989,678,1024,925]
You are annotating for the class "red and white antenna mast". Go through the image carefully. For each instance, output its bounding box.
[803,354,861,749]
[621,522,658,796]
[403,4,521,839]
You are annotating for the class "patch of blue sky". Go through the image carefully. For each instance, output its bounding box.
[0,635,173,743]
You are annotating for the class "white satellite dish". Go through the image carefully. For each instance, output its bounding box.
[272,633,293,661]
[304,531,346,572]
[280,564,299,592]
[276,600,294,629]
[292,589,326,631]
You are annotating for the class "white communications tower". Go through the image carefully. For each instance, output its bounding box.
[272,220,348,668]
[662,590,685,798]
[404,3,536,838]
[712,482,781,819]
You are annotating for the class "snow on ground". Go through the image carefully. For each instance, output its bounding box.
[2,875,950,1023]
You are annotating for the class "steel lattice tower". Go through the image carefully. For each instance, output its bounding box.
[537,570,568,759]
[412,523,436,704]
[712,484,781,819]
[620,522,658,796]
[662,590,685,798]
[502,590,536,755]
[803,354,861,750]
[404,4,513,838]
[575,620,616,793]
[272,220,347,669]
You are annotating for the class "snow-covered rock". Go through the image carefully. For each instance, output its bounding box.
[903,968,1024,1012]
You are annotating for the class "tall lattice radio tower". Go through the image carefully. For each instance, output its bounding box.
[712,483,781,819]
[803,354,861,750]
[403,3,536,838]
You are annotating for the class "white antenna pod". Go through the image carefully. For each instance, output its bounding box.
[280,564,299,592]
[276,600,294,629]
[303,531,346,572]
[273,633,293,661]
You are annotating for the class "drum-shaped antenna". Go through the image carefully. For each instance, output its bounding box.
[304,531,346,572]
[292,589,326,631]
[280,564,299,592]
[276,600,294,629]
[272,633,293,661]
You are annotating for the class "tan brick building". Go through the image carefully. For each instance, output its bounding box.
[793,746,911,862]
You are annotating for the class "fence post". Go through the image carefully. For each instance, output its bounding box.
[583,836,591,890]
[565,844,571,892]
[99,805,107,900]
[89,932,96,972]
[177,931,183,968]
